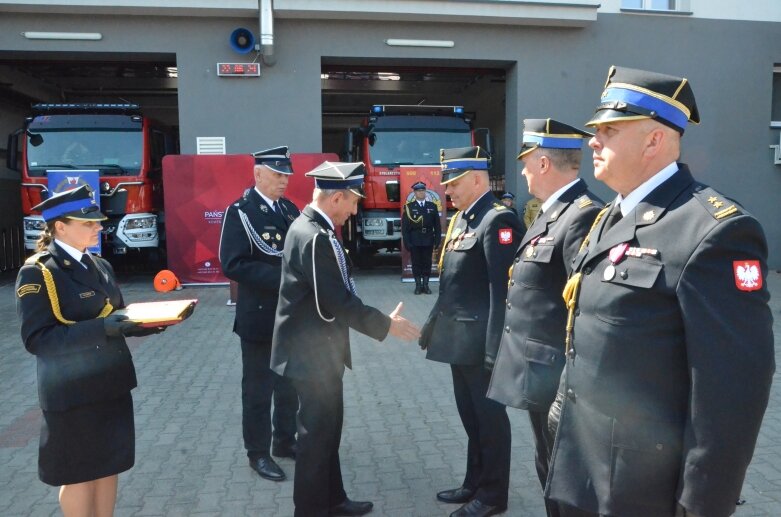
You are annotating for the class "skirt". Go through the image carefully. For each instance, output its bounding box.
[39,393,135,486]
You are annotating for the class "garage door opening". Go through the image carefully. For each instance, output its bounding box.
[0,51,179,270]
[320,60,507,266]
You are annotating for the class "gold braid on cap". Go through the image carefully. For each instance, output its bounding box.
[562,206,609,355]
[437,211,461,271]
[36,260,113,325]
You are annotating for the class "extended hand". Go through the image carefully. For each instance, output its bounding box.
[388,302,421,341]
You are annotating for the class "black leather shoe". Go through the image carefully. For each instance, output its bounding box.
[450,499,506,517]
[414,285,422,295]
[423,283,432,294]
[249,455,285,481]
[329,498,374,516]
[271,442,297,459]
[437,486,475,504]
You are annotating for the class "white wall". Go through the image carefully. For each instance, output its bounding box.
[599,0,781,22]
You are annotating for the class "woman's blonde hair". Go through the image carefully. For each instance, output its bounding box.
[35,220,60,252]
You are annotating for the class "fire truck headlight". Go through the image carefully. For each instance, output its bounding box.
[25,219,46,231]
[125,215,156,230]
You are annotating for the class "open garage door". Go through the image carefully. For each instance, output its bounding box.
[0,51,179,125]
[0,51,179,270]
[320,60,508,267]
[321,61,506,179]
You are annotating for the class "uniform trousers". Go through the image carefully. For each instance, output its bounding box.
[451,364,511,506]
[529,410,560,517]
[240,338,298,459]
[409,245,434,278]
[291,376,347,517]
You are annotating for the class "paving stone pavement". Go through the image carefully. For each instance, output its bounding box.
[1,267,781,516]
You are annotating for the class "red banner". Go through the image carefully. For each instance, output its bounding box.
[162,153,337,284]
[399,165,447,281]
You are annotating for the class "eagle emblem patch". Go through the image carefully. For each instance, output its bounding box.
[499,228,513,245]
[734,260,762,291]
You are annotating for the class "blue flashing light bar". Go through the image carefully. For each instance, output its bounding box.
[371,105,383,114]
[32,103,140,111]
[453,106,464,114]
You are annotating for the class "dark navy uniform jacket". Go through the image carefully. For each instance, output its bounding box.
[271,206,391,381]
[15,243,136,412]
[219,188,300,342]
[546,165,775,517]
[487,179,602,411]
[401,199,441,248]
[421,192,523,365]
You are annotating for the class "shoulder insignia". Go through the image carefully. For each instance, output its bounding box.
[694,187,742,221]
[577,197,594,209]
[17,283,41,298]
[24,251,49,266]
[493,203,507,211]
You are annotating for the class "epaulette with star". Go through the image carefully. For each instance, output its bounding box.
[693,187,742,221]
[24,250,50,266]
[576,195,594,209]
[493,202,508,211]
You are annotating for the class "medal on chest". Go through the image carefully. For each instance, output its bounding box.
[526,235,542,258]
[603,242,629,281]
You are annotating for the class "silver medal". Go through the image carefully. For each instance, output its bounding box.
[603,264,616,281]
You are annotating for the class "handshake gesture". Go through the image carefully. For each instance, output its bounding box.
[387,302,421,341]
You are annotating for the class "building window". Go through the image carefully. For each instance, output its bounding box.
[772,66,781,127]
[622,0,677,11]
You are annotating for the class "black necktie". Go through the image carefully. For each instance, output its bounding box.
[81,254,102,282]
[273,201,282,215]
[603,204,623,233]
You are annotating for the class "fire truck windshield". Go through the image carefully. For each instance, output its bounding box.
[26,130,143,177]
[368,130,472,166]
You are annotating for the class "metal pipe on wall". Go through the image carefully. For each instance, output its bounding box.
[259,0,276,65]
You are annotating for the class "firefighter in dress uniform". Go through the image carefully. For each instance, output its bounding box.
[499,192,518,216]
[420,146,523,517]
[486,119,602,517]
[401,181,441,294]
[270,161,420,517]
[16,185,165,516]
[545,66,775,517]
[218,146,300,482]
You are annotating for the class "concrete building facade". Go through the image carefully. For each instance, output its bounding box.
[1,0,780,264]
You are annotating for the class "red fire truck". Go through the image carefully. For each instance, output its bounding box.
[343,104,489,262]
[6,103,177,260]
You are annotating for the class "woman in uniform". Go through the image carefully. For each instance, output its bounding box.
[15,185,162,516]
